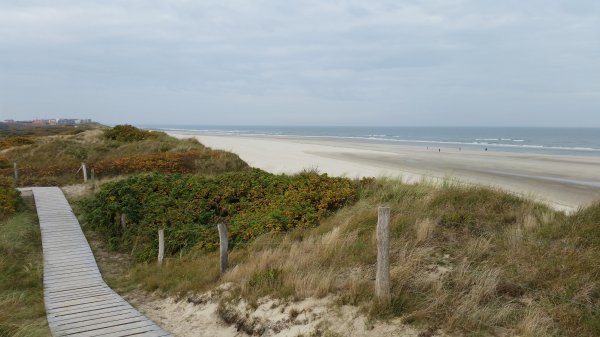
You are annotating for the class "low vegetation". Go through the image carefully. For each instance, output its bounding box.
[98,179,600,337]
[0,192,49,336]
[0,124,247,185]
[0,137,35,151]
[0,122,97,138]
[82,169,358,261]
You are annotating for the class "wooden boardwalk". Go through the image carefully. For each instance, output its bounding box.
[24,187,172,337]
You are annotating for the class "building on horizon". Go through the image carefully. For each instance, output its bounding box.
[57,118,92,125]
[3,118,92,125]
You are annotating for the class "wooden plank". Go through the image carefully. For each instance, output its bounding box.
[26,187,172,337]
[47,290,115,304]
[55,308,138,326]
[72,321,161,337]
[50,306,134,323]
[57,316,151,335]
[49,302,130,318]
[46,284,106,295]
[46,294,121,310]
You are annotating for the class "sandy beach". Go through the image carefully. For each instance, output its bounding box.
[170,132,600,212]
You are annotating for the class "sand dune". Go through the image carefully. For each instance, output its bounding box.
[170,133,600,212]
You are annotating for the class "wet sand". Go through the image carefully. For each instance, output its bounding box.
[170,133,600,212]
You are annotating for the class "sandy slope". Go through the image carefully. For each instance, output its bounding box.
[126,289,440,337]
[170,133,600,212]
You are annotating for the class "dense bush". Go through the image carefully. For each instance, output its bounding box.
[0,137,35,150]
[103,124,160,142]
[82,170,358,261]
[0,177,20,220]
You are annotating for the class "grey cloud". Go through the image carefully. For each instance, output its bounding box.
[0,0,599,126]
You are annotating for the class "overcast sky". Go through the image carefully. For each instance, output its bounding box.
[1,1,599,126]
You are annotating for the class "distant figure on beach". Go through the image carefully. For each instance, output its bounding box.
[485,148,488,151]
[438,148,440,152]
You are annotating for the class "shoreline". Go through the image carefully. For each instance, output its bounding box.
[148,126,600,157]
[169,132,600,213]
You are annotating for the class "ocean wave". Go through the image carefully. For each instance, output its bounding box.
[279,135,600,152]
[154,127,600,154]
[476,138,526,142]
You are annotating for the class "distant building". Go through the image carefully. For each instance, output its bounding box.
[3,118,92,125]
[56,118,93,125]
[57,119,77,125]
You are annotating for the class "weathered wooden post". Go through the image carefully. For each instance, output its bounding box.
[376,206,391,303]
[158,229,165,265]
[90,168,96,191]
[13,162,18,185]
[218,223,228,275]
[81,163,88,182]
[120,213,127,230]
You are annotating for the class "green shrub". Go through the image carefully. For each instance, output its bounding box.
[82,170,358,261]
[103,124,160,142]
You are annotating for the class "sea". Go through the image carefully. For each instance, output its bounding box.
[138,125,600,157]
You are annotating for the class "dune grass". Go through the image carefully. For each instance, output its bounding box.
[1,126,248,186]
[97,179,600,337]
[0,203,49,336]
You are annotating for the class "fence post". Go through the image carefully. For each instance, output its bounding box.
[218,223,228,275]
[91,168,95,187]
[13,162,18,185]
[120,213,127,230]
[158,229,165,265]
[376,206,391,303]
[81,163,88,182]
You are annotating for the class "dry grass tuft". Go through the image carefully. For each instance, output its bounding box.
[523,213,539,230]
[463,237,492,260]
[415,218,436,243]
[516,307,554,337]
[506,224,524,248]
